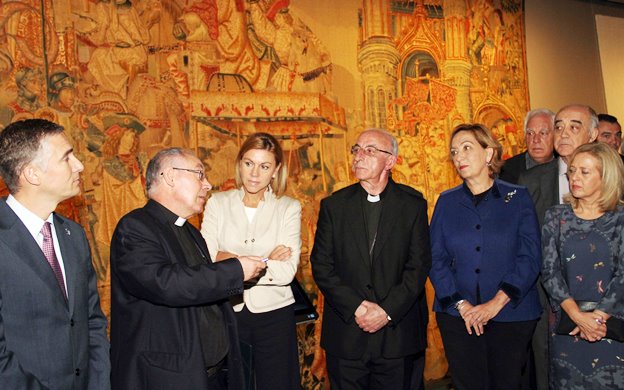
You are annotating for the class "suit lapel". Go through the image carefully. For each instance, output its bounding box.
[53,215,75,311]
[539,159,559,207]
[189,227,213,264]
[345,187,371,265]
[549,161,560,204]
[372,183,399,260]
[0,201,69,306]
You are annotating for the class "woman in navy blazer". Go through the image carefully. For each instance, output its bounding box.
[430,124,542,390]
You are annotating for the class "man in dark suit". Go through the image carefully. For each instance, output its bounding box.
[311,129,431,389]
[0,119,110,389]
[597,113,622,153]
[110,147,267,390]
[499,108,555,184]
[518,104,599,390]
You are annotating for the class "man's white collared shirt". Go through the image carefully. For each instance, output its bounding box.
[6,194,68,292]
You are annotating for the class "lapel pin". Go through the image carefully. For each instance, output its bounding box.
[65,228,71,236]
[504,190,517,203]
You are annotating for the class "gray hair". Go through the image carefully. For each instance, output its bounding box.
[362,128,399,156]
[588,106,600,132]
[145,147,195,196]
[523,108,555,133]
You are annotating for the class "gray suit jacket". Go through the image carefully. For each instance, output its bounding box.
[518,158,560,226]
[0,199,110,389]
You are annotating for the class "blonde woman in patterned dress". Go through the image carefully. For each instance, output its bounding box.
[542,142,624,389]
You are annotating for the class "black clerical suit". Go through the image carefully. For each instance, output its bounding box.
[110,200,245,390]
[311,179,431,389]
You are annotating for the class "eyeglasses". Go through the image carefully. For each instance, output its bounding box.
[350,144,393,157]
[170,167,205,181]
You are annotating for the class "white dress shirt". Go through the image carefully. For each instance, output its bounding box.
[558,157,569,204]
[6,194,68,292]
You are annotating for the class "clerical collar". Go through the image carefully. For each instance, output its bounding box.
[174,217,186,226]
[359,182,389,203]
[367,193,380,203]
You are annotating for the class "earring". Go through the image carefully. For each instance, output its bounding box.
[486,161,492,167]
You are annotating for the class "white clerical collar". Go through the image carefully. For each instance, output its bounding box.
[367,193,381,203]
[174,217,186,226]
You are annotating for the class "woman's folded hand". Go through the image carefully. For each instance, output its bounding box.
[268,245,292,261]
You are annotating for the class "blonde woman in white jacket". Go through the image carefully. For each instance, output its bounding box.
[201,132,302,390]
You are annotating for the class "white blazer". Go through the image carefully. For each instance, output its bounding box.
[201,187,301,313]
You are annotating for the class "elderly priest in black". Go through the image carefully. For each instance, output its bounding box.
[110,147,267,390]
[312,129,432,390]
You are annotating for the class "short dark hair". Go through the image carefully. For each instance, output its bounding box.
[598,113,619,125]
[0,119,64,193]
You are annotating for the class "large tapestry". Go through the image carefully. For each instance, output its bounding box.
[0,0,528,387]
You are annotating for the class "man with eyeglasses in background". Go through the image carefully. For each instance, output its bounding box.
[518,104,599,390]
[311,129,432,389]
[109,147,267,390]
[499,108,555,184]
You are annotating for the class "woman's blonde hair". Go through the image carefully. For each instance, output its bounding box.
[450,123,504,178]
[235,132,288,197]
[563,142,624,212]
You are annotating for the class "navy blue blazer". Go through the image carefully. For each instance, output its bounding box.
[429,180,542,321]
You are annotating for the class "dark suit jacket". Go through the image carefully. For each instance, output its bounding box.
[311,179,431,359]
[518,158,560,226]
[110,200,245,390]
[499,151,528,184]
[0,199,110,389]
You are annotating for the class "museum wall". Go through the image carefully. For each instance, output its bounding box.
[525,0,624,115]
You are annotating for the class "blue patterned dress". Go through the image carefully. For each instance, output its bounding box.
[542,204,624,389]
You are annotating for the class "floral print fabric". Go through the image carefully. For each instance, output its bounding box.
[542,204,624,389]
